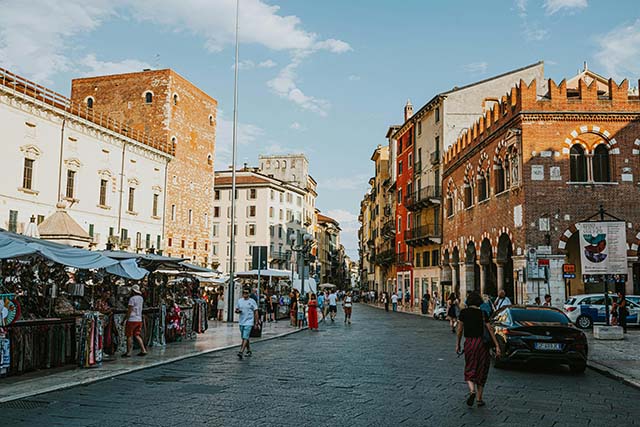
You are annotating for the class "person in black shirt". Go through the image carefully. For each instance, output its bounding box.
[455,291,500,407]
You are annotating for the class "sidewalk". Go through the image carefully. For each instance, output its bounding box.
[364,302,640,389]
[0,319,303,403]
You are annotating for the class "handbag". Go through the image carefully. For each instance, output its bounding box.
[249,320,262,338]
[478,309,494,348]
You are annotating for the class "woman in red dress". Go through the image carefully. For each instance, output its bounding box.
[307,293,319,330]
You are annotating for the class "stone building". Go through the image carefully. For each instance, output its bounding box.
[70,69,217,266]
[316,213,344,285]
[0,67,171,250]
[358,193,374,289]
[442,68,640,305]
[210,167,306,273]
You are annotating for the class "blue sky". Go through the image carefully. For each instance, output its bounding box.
[1,0,639,259]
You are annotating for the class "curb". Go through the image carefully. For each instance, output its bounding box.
[587,360,640,390]
[363,303,434,319]
[0,326,306,403]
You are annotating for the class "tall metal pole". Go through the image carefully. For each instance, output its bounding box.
[227,0,240,322]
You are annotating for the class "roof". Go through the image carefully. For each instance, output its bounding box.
[392,61,544,140]
[317,213,340,227]
[38,204,91,247]
[214,175,272,186]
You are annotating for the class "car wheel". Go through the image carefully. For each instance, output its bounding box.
[569,362,586,374]
[576,315,593,329]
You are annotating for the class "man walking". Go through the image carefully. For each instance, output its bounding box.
[391,292,398,312]
[235,288,259,359]
[317,291,326,322]
[328,289,338,322]
[121,285,147,357]
[494,290,512,311]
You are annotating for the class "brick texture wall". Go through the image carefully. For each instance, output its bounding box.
[71,69,217,265]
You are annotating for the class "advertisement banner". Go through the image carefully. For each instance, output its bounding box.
[577,221,627,275]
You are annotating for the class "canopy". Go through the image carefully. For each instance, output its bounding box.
[0,230,117,270]
[100,250,188,271]
[292,278,317,294]
[235,268,292,278]
[105,258,149,280]
[319,283,337,289]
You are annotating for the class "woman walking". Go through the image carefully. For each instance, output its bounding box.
[217,293,225,321]
[447,292,459,333]
[290,291,298,327]
[382,292,389,312]
[343,291,353,324]
[455,291,500,407]
[307,293,319,330]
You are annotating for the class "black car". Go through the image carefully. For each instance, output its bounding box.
[491,305,588,373]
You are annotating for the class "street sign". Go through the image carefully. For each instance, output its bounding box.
[563,264,576,274]
[537,259,549,267]
[563,273,576,279]
[252,246,268,270]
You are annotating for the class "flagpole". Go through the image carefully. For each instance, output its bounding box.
[227,0,240,322]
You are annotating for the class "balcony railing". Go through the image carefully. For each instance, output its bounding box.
[404,223,442,246]
[405,186,442,211]
[271,250,291,261]
[414,161,422,173]
[374,249,395,267]
[381,220,395,238]
[396,252,412,266]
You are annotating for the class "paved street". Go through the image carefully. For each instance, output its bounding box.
[3,304,639,427]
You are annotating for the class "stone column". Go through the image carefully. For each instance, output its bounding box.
[450,263,458,296]
[458,262,468,301]
[496,261,505,293]
[479,263,486,296]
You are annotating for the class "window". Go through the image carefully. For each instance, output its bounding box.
[423,251,431,267]
[248,224,256,236]
[447,196,453,217]
[212,224,218,237]
[145,91,153,104]
[89,224,94,237]
[269,207,274,218]
[193,241,197,250]
[171,204,176,221]
[592,144,610,182]
[136,232,142,249]
[99,179,108,206]
[478,174,487,202]
[214,207,220,217]
[398,161,403,175]
[188,209,193,224]
[408,153,413,168]
[397,217,402,233]
[464,184,473,208]
[435,107,440,122]
[249,189,257,199]
[270,190,274,200]
[37,215,44,224]
[157,235,161,249]
[415,252,421,267]
[65,170,76,199]
[495,163,505,194]
[398,188,402,205]
[168,238,173,247]
[8,210,18,233]
[87,97,94,108]
[214,190,220,200]
[121,228,128,241]
[127,187,135,212]
[209,115,214,126]
[432,250,440,266]
[22,158,34,190]
[249,206,256,217]
[152,194,159,217]
[570,145,588,182]
[279,209,283,220]
[173,94,178,105]
[417,121,422,135]
[204,213,208,228]
[282,160,287,169]
[212,244,218,255]
[181,239,185,248]
[435,136,440,152]
[287,193,292,203]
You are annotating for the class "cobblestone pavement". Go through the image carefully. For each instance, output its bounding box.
[2,304,639,427]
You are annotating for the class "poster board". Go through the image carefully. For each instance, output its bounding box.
[577,221,627,275]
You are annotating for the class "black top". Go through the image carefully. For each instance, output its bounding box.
[459,307,488,338]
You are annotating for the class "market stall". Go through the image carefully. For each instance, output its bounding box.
[235,269,294,320]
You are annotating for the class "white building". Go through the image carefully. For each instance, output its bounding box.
[211,168,307,273]
[0,68,172,250]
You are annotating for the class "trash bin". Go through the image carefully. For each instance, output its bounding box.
[421,299,428,315]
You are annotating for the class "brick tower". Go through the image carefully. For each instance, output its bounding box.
[71,69,217,265]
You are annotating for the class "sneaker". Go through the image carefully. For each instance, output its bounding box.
[477,400,485,407]
[466,392,476,407]
[246,351,252,357]
[237,351,243,359]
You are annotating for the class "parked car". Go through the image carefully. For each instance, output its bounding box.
[491,305,588,373]
[563,293,640,329]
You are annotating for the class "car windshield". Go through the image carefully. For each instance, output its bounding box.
[565,298,575,305]
[510,308,570,324]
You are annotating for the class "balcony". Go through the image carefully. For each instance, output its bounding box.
[396,252,412,266]
[405,186,442,211]
[383,205,392,217]
[414,161,422,173]
[430,150,440,165]
[374,249,395,267]
[404,223,442,247]
[381,220,395,238]
[271,250,291,261]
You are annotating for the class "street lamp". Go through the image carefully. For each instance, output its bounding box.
[290,232,314,298]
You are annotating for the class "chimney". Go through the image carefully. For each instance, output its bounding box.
[404,99,413,122]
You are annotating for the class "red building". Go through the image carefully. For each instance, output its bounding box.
[394,101,415,304]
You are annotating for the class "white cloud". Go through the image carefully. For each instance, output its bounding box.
[348,74,361,81]
[231,59,256,70]
[325,209,360,259]
[268,59,331,116]
[289,122,305,131]
[79,54,151,77]
[463,61,488,74]
[215,112,265,167]
[0,0,116,82]
[523,24,550,41]
[543,0,587,15]
[314,39,353,54]
[595,19,640,79]
[326,209,358,225]
[318,174,370,191]
[258,59,277,68]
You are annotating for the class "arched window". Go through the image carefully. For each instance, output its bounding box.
[592,144,610,182]
[145,92,153,104]
[464,183,473,208]
[504,157,511,189]
[207,154,213,166]
[570,144,587,182]
[478,174,487,201]
[495,162,505,194]
[87,97,94,108]
[282,160,287,169]
[173,93,178,105]
[446,195,454,217]
[209,115,214,126]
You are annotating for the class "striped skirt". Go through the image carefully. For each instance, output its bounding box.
[464,337,491,386]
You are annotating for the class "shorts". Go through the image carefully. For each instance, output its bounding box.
[239,325,252,340]
[297,311,305,321]
[125,321,142,337]
[329,305,337,313]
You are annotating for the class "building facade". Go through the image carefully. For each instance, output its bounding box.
[316,213,345,286]
[0,67,171,250]
[70,69,217,266]
[210,168,306,273]
[443,70,640,305]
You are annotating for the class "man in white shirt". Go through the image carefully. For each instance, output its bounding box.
[327,289,338,322]
[391,293,398,312]
[235,288,259,359]
[121,284,147,357]
[494,290,512,310]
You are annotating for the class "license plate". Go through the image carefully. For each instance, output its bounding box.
[534,342,563,351]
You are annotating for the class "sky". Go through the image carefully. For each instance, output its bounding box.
[1,0,639,259]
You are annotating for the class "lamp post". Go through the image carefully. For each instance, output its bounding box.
[290,233,314,298]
